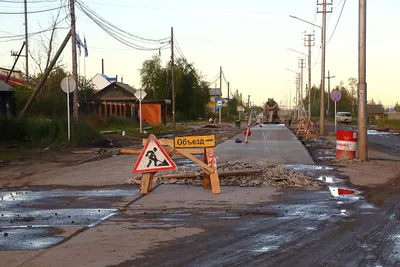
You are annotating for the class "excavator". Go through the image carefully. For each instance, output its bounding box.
[263,98,280,124]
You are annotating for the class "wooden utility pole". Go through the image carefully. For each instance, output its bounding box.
[171,27,175,128]
[304,32,315,120]
[358,0,368,161]
[326,71,336,116]
[24,0,29,84]
[317,0,332,135]
[70,0,79,121]
[219,66,222,124]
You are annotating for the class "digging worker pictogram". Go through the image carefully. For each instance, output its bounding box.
[145,147,169,167]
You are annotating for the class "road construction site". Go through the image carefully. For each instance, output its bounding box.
[1,122,400,267]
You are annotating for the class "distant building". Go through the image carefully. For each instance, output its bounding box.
[0,80,15,117]
[93,82,170,125]
[90,73,117,91]
[367,104,384,122]
[0,67,25,87]
[207,87,221,113]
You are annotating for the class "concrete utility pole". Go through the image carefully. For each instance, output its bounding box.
[219,66,222,124]
[227,81,230,101]
[298,58,306,116]
[296,73,301,119]
[70,0,79,122]
[24,0,29,84]
[317,0,332,135]
[358,0,368,161]
[304,32,315,120]
[326,71,336,116]
[171,27,175,128]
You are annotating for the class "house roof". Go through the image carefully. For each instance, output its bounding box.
[115,82,136,94]
[100,74,116,83]
[0,80,13,92]
[94,82,137,96]
[210,88,221,96]
[367,104,384,114]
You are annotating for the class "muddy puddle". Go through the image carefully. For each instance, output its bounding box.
[0,186,140,251]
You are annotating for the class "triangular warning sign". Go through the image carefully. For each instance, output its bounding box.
[133,134,177,173]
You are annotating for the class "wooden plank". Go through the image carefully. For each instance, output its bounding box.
[140,173,152,194]
[158,169,263,179]
[210,172,221,194]
[173,135,216,149]
[203,148,211,189]
[120,148,204,155]
[147,173,154,192]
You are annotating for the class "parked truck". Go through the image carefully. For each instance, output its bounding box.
[263,98,280,123]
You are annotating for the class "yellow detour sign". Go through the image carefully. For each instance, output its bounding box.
[174,135,216,149]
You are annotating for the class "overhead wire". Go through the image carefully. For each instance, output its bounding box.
[327,0,346,45]
[76,0,169,45]
[0,5,65,14]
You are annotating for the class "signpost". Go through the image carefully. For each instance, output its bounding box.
[330,90,342,133]
[174,135,216,149]
[134,89,147,133]
[61,76,76,141]
[217,99,222,124]
[236,106,244,120]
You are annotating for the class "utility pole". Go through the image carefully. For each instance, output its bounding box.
[304,32,315,120]
[248,95,250,108]
[219,66,222,124]
[358,0,367,161]
[298,58,306,116]
[171,27,175,128]
[317,0,332,135]
[70,0,79,122]
[24,0,29,84]
[227,81,230,101]
[326,71,336,116]
[296,74,301,119]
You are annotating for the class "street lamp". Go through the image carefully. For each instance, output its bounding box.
[290,14,326,135]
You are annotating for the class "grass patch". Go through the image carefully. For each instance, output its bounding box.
[375,119,400,130]
[0,116,102,149]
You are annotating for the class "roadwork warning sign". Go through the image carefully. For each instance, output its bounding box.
[133,134,177,173]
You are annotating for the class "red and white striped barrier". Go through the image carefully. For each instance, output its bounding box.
[336,130,358,160]
[329,186,357,197]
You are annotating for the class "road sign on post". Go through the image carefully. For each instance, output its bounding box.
[330,90,342,133]
[134,89,147,133]
[61,76,76,141]
[237,106,244,120]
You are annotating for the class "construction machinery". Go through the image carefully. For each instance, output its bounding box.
[263,98,280,124]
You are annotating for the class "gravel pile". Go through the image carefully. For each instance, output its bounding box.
[127,160,321,188]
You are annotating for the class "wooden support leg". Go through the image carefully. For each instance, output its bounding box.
[210,172,221,194]
[140,173,154,194]
[147,173,154,192]
[203,148,211,189]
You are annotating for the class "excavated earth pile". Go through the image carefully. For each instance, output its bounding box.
[128,160,321,188]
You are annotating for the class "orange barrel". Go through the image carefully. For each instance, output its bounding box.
[336,130,358,160]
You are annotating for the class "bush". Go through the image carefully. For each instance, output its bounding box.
[0,116,101,148]
[375,119,400,129]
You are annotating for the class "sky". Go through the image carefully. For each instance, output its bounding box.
[1,0,399,108]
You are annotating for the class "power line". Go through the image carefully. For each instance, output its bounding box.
[327,0,347,45]
[0,0,59,3]
[0,5,65,14]
[76,0,169,44]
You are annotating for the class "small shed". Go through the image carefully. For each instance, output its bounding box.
[93,82,170,125]
[0,80,15,117]
[367,104,384,123]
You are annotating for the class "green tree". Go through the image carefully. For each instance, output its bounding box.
[139,55,210,120]
[348,77,357,114]
[394,102,400,112]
